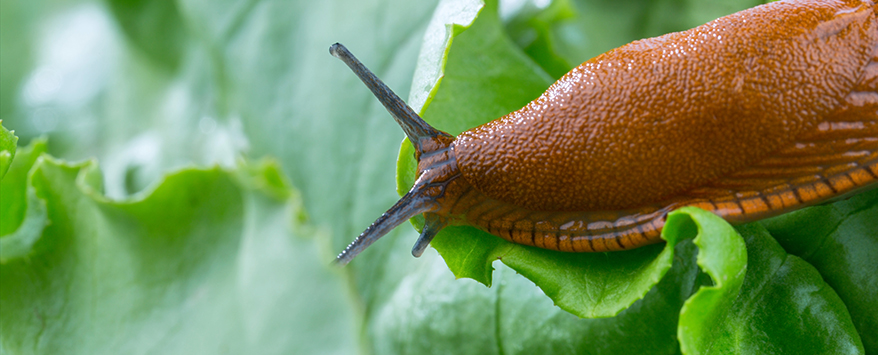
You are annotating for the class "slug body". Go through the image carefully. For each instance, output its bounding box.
[333,0,878,265]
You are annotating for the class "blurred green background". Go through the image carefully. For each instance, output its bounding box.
[16,0,874,354]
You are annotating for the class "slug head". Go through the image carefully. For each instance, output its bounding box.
[330,43,460,265]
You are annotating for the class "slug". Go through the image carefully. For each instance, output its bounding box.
[333,0,878,265]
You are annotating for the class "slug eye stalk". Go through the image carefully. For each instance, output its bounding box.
[334,191,434,266]
[330,43,453,266]
[329,43,450,154]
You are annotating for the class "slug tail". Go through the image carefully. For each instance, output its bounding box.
[335,191,435,266]
[329,43,450,154]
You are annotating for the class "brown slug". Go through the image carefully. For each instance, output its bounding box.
[332,0,878,265]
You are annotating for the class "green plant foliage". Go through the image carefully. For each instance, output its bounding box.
[0,141,357,354]
[0,139,49,262]
[1,0,876,354]
[678,215,865,354]
[0,121,17,180]
[369,239,702,355]
[105,0,187,70]
[761,189,878,352]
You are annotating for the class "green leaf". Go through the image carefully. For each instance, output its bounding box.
[407,0,486,114]
[370,239,702,355]
[4,0,445,353]
[502,0,577,78]
[0,120,18,180]
[0,152,357,354]
[105,0,187,70]
[0,138,49,261]
[2,0,445,335]
[418,0,554,136]
[674,206,748,354]
[761,189,878,353]
[680,222,863,354]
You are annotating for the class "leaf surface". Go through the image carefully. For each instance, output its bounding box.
[0,147,357,354]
